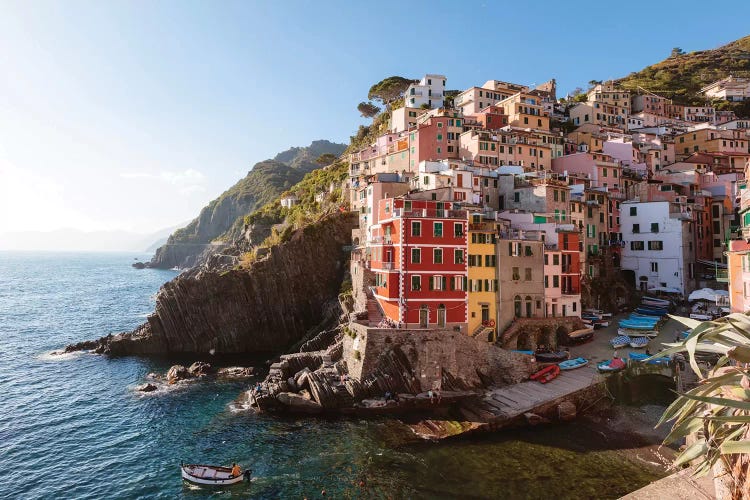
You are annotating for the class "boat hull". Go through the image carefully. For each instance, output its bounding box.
[181,465,245,486]
[559,357,589,370]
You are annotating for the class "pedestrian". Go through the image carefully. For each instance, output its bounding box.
[436,387,442,404]
[427,389,434,403]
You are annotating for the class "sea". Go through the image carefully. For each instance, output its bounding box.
[0,251,671,499]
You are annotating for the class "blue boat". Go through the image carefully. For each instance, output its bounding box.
[611,335,631,348]
[628,352,670,365]
[622,317,658,325]
[636,307,667,316]
[619,321,657,330]
[512,350,534,355]
[629,312,662,321]
[558,357,589,370]
[629,336,650,348]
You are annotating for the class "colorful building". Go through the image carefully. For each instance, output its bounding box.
[467,214,498,341]
[369,197,468,329]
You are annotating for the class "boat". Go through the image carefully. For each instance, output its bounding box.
[618,328,658,338]
[629,312,662,321]
[530,364,560,383]
[629,336,650,349]
[180,463,247,486]
[619,321,658,330]
[559,357,589,370]
[611,335,631,349]
[567,328,594,344]
[584,308,612,319]
[635,307,668,316]
[642,296,671,306]
[512,350,534,355]
[597,358,626,373]
[629,352,670,365]
[534,350,569,363]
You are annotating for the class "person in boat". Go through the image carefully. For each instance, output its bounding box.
[231,463,242,477]
[243,468,252,482]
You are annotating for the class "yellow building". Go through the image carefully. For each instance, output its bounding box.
[467,213,498,342]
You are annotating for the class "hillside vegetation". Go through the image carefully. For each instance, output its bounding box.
[617,35,750,114]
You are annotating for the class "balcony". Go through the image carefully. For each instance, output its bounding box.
[469,222,496,231]
[562,288,579,295]
[715,269,729,283]
[380,262,396,271]
[394,208,467,219]
[742,226,750,240]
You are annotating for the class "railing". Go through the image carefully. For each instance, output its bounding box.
[562,288,579,295]
[715,269,729,282]
[380,262,395,271]
[394,208,468,219]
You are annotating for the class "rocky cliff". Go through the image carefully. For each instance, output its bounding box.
[147,140,346,269]
[75,212,357,355]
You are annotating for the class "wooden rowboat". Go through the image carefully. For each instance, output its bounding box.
[181,463,247,486]
[567,328,594,344]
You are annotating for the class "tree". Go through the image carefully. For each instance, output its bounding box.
[315,153,337,167]
[357,101,380,118]
[588,80,602,87]
[367,76,416,105]
[655,313,750,496]
[671,47,685,58]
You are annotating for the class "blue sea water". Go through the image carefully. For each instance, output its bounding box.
[0,252,667,499]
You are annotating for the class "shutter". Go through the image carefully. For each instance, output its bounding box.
[442,276,447,290]
[429,276,434,290]
[463,277,468,291]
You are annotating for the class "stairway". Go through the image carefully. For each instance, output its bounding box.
[471,324,494,340]
[366,298,384,326]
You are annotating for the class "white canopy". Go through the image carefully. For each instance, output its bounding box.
[688,288,729,302]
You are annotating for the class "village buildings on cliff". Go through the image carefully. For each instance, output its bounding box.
[348,73,750,348]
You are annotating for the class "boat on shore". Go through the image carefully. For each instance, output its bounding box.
[534,350,569,363]
[629,336,649,349]
[567,328,594,344]
[180,463,247,486]
[597,358,626,373]
[628,352,670,365]
[618,328,658,338]
[530,364,560,383]
[558,357,588,370]
[611,335,631,349]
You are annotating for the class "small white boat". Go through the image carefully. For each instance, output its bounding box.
[181,463,246,486]
[618,328,658,338]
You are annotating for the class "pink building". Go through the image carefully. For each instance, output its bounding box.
[551,152,622,189]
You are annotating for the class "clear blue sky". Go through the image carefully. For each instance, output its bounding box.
[2,0,749,235]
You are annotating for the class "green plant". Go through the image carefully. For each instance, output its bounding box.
[354,350,361,361]
[654,313,750,493]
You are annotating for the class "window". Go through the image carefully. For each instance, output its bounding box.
[509,242,522,256]
[648,241,663,250]
[454,222,464,237]
[411,275,421,291]
[651,222,659,233]
[632,224,640,233]
[411,221,421,236]
[431,276,446,291]
[544,276,549,288]
[630,241,644,250]
[423,176,429,185]
[433,248,443,264]
[454,249,464,264]
[524,245,533,256]
[650,262,659,273]
[525,268,532,281]
[553,254,560,265]
[512,267,520,280]
[411,248,421,263]
[434,222,443,237]
[554,190,559,201]
[553,275,559,288]
[485,255,496,267]
[630,206,637,216]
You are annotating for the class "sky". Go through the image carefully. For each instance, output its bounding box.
[1,0,750,239]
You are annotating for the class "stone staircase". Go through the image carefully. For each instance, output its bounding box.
[366,297,384,326]
[471,324,494,340]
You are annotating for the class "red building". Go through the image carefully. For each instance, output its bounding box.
[559,227,581,297]
[369,197,468,330]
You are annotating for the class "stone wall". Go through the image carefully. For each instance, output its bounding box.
[344,322,535,391]
[499,316,585,350]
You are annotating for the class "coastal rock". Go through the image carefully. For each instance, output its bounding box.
[216,366,254,378]
[137,383,157,392]
[66,212,357,355]
[188,361,212,377]
[131,262,147,269]
[557,401,577,421]
[276,392,323,413]
[167,365,191,384]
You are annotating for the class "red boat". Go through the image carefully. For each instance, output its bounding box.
[530,364,560,384]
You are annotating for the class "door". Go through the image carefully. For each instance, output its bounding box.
[437,305,446,327]
[419,306,429,328]
[481,305,490,324]
[562,304,567,317]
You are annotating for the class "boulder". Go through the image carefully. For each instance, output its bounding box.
[188,361,212,377]
[216,366,254,379]
[146,372,162,380]
[137,383,157,392]
[524,412,550,426]
[557,401,577,421]
[294,368,312,389]
[276,392,323,414]
[131,262,147,269]
[166,364,191,384]
[287,377,298,392]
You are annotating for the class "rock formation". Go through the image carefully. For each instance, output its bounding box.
[68,212,357,355]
